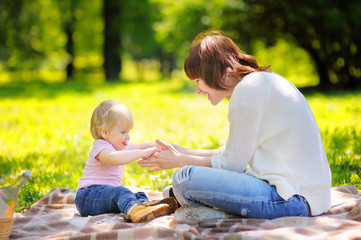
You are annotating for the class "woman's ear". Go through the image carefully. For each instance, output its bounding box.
[224,73,239,89]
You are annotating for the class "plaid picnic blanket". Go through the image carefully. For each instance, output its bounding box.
[9,185,361,240]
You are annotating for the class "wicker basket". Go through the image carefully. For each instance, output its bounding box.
[0,215,14,240]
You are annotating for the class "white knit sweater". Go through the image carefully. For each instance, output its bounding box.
[211,71,331,216]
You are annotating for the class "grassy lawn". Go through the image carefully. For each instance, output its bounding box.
[0,79,360,211]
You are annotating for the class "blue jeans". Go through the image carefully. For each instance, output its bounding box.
[74,185,148,217]
[172,166,311,219]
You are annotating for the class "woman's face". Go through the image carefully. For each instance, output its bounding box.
[194,78,233,105]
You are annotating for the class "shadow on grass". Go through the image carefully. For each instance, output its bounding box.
[0,80,137,99]
[169,79,195,94]
[173,81,361,98]
[1,79,361,99]
[299,86,361,98]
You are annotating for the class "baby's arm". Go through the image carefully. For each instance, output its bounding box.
[97,147,157,165]
[129,142,162,151]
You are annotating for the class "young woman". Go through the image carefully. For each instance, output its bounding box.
[139,31,331,219]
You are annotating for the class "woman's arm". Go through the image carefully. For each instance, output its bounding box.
[97,147,158,165]
[138,139,213,172]
[171,143,220,157]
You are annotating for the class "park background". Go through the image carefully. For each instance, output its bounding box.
[0,0,360,211]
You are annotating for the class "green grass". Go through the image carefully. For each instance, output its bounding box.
[0,80,360,211]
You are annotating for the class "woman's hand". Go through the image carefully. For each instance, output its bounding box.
[138,139,182,173]
[139,139,213,172]
[158,139,187,154]
[155,139,179,152]
[169,143,184,153]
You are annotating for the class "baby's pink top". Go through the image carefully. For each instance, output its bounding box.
[77,139,130,190]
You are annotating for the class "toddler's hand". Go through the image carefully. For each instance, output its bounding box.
[153,143,163,152]
[142,147,158,159]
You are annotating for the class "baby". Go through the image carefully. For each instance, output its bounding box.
[75,100,177,223]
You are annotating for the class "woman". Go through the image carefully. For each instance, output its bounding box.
[139,31,331,219]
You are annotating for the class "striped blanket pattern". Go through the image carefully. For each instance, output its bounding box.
[9,185,361,239]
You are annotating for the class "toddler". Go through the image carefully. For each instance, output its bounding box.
[75,100,177,223]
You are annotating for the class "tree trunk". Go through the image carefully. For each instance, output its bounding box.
[103,0,121,81]
[65,20,74,81]
[312,56,330,90]
[301,45,330,90]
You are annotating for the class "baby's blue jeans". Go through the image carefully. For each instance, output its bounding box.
[172,166,311,219]
[74,185,148,217]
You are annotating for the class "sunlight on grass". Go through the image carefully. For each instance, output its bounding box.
[307,92,361,189]
[0,80,360,210]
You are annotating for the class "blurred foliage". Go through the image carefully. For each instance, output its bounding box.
[0,0,66,70]
[152,0,361,89]
[252,39,319,88]
[0,0,360,88]
[230,0,361,89]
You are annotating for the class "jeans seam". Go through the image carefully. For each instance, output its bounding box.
[74,191,82,214]
[300,196,312,216]
[189,190,277,205]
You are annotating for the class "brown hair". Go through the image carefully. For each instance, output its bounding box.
[184,30,270,90]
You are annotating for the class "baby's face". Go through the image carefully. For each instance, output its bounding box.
[104,120,130,151]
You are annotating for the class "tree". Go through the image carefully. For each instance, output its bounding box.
[102,0,160,81]
[150,0,218,77]
[57,0,77,80]
[221,0,361,89]
[151,0,361,89]
[103,0,122,81]
[0,0,67,78]
[0,0,47,70]
[122,0,158,80]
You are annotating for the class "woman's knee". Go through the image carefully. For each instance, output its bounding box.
[172,165,194,186]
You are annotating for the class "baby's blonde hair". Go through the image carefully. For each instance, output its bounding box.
[90,100,134,140]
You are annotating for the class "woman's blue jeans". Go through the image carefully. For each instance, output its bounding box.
[74,185,148,217]
[172,166,311,219]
